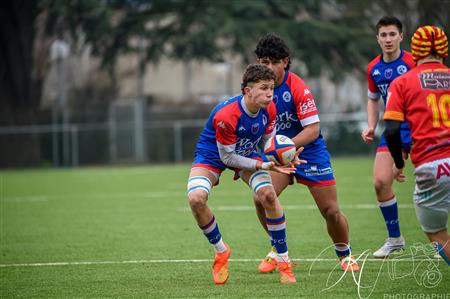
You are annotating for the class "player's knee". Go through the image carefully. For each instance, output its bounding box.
[253,192,262,205]
[322,205,340,223]
[249,170,276,207]
[188,191,208,211]
[373,177,391,194]
[258,188,277,208]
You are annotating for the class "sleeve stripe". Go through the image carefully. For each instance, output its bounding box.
[384,111,405,121]
[300,115,320,127]
[368,90,381,100]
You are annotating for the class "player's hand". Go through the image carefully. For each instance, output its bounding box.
[290,146,307,167]
[361,128,374,144]
[260,161,296,174]
[272,163,297,174]
[392,164,406,183]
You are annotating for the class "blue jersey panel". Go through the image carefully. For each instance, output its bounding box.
[193,94,270,171]
[368,50,413,150]
[369,50,413,105]
[274,71,330,163]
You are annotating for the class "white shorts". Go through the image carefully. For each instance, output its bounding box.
[413,157,450,233]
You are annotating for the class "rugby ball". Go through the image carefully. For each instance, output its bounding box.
[263,135,296,166]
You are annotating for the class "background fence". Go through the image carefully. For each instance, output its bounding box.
[0,112,380,168]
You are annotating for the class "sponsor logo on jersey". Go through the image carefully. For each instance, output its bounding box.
[385,68,393,79]
[238,126,246,132]
[267,119,276,131]
[235,137,262,156]
[397,65,408,74]
[299,98,317,115]
[276,111,297,132]
[378,84,389,96]
[277,111,297,123]
[251,123,260,134]
[436,162,450,179]
[373,69,381,76]
[304,166,333,176]
[282,91,291,102]
[419,72,450,90]
[218,121,226,129]
[304,89,311,96]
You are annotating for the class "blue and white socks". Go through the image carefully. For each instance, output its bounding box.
[201,216,227,253]
[266,214,289,262]
[379,196,401,238]
[335,244,352,257]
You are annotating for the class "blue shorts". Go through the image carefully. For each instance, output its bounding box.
[294,148,336,186]
[378,124,412,153]
[192,149,262,177]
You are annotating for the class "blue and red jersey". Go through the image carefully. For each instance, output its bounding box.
[368,49,415,150]
[274,70,328,161]
[367,50,415,104]
[274,70,335,186]
[194,94,276,172]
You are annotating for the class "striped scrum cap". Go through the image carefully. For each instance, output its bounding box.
[411,25,448,61]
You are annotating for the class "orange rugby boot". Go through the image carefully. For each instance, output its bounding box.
[278,260,297,284]
[258,256,278,273]
[212,244,231,284]
[339,255,360,272]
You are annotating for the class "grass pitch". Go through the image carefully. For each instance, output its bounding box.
[1,158,449,298]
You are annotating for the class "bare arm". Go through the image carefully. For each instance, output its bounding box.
[291,122,320,148]
[361,98,380,144]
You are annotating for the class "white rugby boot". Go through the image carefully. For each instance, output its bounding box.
[373,236,405,258]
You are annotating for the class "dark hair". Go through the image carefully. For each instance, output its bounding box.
[376,16,403,34]
[254,33,291,69]
[241,64,276,93]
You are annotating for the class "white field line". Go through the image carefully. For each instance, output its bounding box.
[0,257,434,268]
[2,193,415,211]
[2,190,248,202]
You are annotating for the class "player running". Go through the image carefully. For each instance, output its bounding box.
[361,16,415,258]
[187,64,302,285]
[253,33,360,273]
[384,25,450,265]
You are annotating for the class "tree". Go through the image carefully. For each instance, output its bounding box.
[0,0,114,166]
[1,0,448,166]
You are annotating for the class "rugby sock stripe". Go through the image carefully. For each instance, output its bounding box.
[201,216,222,246]
[335,244,352,257]
[266,215,288,255]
